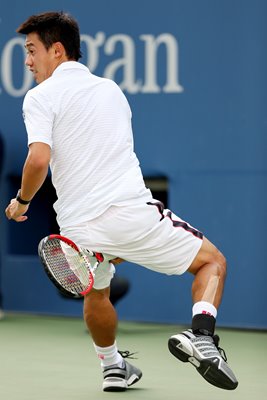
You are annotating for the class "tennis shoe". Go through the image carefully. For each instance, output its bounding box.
[168,329,238,390]
[102,351,142,392]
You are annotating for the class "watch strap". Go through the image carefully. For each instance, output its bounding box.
[16,190,31,205]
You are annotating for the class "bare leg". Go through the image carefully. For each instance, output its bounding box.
[83,287,117,347]
[84,286,143,391]
[168,236,238,390]
[188,236,227,309]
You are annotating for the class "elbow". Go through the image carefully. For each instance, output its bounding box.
[26,154,49,172]
[27,143,51,171]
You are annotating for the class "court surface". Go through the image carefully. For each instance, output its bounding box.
[0,314,266,400]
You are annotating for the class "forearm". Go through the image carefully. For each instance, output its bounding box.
[6,140,51,222]
[18,142,51,201]
[20,154,49,201]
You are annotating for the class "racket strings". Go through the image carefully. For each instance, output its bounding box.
[43,239,93,295]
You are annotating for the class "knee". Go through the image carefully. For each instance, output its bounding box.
[214,249,227,281]
[189,238,227,279]
[83,288,110,316]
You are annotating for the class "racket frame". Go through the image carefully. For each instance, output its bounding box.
[38,234,102,298]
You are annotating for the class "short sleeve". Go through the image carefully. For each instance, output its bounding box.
[23,90,54,148]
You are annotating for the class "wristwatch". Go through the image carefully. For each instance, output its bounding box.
[16,189,31,205]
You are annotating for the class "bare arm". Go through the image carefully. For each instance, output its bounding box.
[5,142,51,222]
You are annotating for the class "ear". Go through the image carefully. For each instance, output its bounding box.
[52,42,66,58]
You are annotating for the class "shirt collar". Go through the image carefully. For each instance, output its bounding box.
[52,61,90,76]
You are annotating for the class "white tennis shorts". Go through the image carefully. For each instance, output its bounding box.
[61,200,203,290]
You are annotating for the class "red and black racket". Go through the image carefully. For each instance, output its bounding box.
[38,234,104,298]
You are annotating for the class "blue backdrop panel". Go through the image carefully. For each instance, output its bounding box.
[0,0,266,328]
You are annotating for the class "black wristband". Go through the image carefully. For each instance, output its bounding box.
[16,190,31,205]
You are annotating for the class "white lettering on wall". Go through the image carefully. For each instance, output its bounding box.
[1,37,32,97]
[103,34,141,94]
[140,33,183,93]
[80,32,105,72]
[1,32,184,97]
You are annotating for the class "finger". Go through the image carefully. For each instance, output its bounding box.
[5,207,12,219]
[110,257,124,265]
[14,215,28,222]
[5,203,14,214]
[5,206,16,220]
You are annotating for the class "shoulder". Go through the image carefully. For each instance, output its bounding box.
[24,79,53,107]
[88,70,120,92]
[103,78,123,95]
[23,83,54,122]
[98,77,130,105]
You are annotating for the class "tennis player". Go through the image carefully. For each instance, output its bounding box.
[5,12,238,392]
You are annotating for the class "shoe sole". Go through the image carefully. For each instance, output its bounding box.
[103,383,127,392]
[168,337,238,390]
[103,373,142,392]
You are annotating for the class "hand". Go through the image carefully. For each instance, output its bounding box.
[5,198,29,222]
[110,257,124,265]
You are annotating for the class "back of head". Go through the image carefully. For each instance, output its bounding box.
[16,11,82,61]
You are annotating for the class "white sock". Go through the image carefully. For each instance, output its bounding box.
[192,301,217,318]
[93,342,123,369]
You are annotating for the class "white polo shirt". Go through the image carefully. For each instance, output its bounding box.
[23,61,152,228]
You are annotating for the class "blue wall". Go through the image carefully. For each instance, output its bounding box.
[0,0,266,328]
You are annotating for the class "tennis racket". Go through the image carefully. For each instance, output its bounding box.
[38,234,104,298]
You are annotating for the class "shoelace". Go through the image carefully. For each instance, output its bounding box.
[213,334,227,362]
[118,350,138,359]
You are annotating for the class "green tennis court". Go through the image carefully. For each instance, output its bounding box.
[0,314,266,399]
